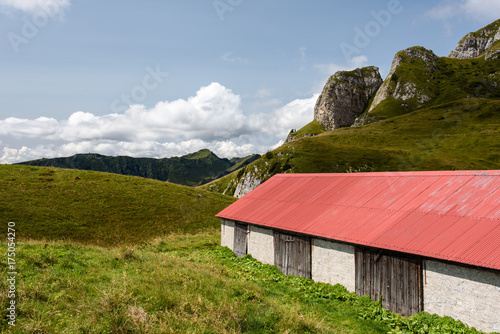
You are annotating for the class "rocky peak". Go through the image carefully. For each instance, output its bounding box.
[448,19,500,59]
[389,46,439,74]
[362,46,438,119]
[314,66,382,130]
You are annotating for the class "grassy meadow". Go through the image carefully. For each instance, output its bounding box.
[0,165,494,333]
[0,165,234,246]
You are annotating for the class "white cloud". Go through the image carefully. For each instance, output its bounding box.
[426,0,500,22]
[220,52,249,64]
[314,55,369,76]
[0,82,319,164]
[0,116,59,138]
[249,94,319,139]
[0,0,70,15]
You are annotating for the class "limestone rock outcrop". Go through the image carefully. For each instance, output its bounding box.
[448,19,500,59]
[353,46,439,126]
[314,66,382,130]
[368,47,438,112]
[232,169,262,198]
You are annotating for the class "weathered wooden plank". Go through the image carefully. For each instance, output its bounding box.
[408,259,415,315]
[366,250,372,297]
[233,223,248,258]
[400,258,408,316]
[355,248,363,296]
[303,236,311,279]
[273,231,311,278]
[382,255,390,310]
[417,260,422,313]
[373,252,382,302]
[390,255,398,313]
[355,250,422,317]
[411,259,423,315]
[273,231,284,273]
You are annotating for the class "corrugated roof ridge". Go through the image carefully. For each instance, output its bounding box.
[277,170,500,177]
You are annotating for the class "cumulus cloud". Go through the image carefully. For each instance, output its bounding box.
[426,0,500,22]
[0,0,70,15]
[0,116,59,138]
[249,94,319,139]
[0,82,318,164]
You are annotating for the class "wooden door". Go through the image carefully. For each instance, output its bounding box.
[274,231,311,278]
[233,223,248,258]
[355,248,422,316]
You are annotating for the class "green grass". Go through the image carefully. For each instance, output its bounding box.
[287,98,500,173]
[0,165,235,247]
[288,120,326,139]
[0,166,493,333]
[0,235,489,333]
[0,236,386,333]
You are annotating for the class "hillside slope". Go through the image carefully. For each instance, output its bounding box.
[17,149,260,186]
[203,98,500,196]
[0,165,235,246]
[203,19,500,197]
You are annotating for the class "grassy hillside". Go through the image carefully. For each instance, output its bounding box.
[365,50,500,121]
[203,98,500,195]
[17,149,260,187]
[0,165,235,246]
[0,167,490,333]
[1,236,488,333]
[0,236,390,333]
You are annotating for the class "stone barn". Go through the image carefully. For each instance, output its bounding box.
[217,171,500,332]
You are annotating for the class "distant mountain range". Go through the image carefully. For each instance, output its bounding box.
[17,149,260,186]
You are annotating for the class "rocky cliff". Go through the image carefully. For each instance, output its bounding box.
[448,19,500,59]
[314,66,382,130]
[354,46,439,126]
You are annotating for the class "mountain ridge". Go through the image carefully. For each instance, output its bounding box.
[17,149,260,187]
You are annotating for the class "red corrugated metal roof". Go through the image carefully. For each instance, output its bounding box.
[216,170,500,270]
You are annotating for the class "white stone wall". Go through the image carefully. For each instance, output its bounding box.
[220,219,235,250]
[424,260,500,333]
[311,238,356,292]
[247,225,274,265]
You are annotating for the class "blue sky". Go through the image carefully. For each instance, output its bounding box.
[1,0,499,163]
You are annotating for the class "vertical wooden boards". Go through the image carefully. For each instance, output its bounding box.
[274,231,311,278]
[233,223,248,258]
[355,248,422,316]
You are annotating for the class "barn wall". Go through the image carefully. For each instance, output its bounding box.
[220,219,235,250]
[311,238,355,292]
[247,225,274,265]
[424,260,500,333]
